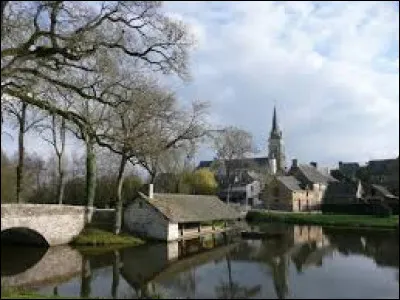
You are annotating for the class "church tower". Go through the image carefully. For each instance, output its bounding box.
[268,106,286,173]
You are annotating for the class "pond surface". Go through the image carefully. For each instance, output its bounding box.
[1,223,399,299]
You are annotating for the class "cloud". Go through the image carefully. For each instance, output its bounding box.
[164,1,399,167]
[2,2,398,171]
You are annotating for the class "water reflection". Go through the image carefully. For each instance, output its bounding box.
[1,225,398,299]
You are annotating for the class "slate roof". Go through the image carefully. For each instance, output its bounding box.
[277,176,303,191]
[323,181,362,203]
[198,157,270,170]
[372,184,398,199]
[298,164,337,184]
[324,181,359,196]
[367,158,397,175]
[138,192,240,223]
[339,162,360,178]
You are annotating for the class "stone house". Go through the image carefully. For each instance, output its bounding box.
[264,175,320,212]
[123,187,240,241]
[288,159,337,204]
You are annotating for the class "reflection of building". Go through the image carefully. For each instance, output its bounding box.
[124,188,239,241]
[120,233,239,297]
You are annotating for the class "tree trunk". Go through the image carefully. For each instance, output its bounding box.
[226,254,233,299]
[80,257,92,298]
[1,1,8,34]
[85,135,96,222]
[57,154,65,204]
[111,250,120,298]
[114,154,127,235]
[16,102,27,203]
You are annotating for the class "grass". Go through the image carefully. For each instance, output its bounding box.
[1,287,90,299]
[246,210,399,229]
[70,227,145,246]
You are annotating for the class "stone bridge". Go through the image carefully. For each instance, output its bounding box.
[1,246,83,288]
[1,204,86,246]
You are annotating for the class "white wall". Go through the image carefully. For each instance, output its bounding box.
[124,200,172,241]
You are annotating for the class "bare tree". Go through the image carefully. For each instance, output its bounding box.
[98,81,208,234]
[2,1,194,128]
[39,114,67,204]
[212,126,254,204]
[4,101,44,202]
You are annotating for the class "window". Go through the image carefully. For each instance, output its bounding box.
[273,187,279,197]
[138,201,143,208]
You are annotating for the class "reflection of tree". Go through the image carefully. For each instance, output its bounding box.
[111,250,120,299]
[291,242,317,273]
[215,254,261,299]
[322,227,399,268]
[80,256,92,298]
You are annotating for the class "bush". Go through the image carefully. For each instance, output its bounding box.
[321,203,392,217]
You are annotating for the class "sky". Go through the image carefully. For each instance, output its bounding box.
[2,1,399,170]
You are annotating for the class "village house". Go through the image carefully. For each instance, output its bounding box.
[263,176,307,211]
[198,106,287,208]
[123,185,240,241]
[261,159,337,212]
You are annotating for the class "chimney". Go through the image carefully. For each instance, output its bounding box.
[148,184,154,199]
[310,161,317,168]
[292,158,298,169]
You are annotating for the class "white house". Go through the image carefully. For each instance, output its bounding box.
[123,186,240,241]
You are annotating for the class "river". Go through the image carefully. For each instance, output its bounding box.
[1,223,399,299]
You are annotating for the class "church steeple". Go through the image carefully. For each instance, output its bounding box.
[270,105,281,138]
[268,105,286,173]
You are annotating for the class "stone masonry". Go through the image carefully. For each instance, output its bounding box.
[1,204,86,246]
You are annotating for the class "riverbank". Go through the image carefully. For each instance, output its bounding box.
[70,227,145,246]
[1,287,87,299]
[246,210,399,229]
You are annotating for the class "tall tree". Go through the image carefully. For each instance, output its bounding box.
[4,101,44,202]
[100,81,208,234]
[2,1,194,128]
[39,114,67,204]
[212,126,254,204]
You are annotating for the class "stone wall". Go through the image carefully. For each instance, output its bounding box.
[1,204,86,246]
[123,199,178,241]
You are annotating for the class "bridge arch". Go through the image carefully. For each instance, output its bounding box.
[1,227,50,247]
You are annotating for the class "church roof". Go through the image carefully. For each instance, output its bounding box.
[198,157,270,170]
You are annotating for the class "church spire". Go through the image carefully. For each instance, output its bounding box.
[270,105,281,138]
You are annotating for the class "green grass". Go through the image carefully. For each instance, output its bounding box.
[70,228,145,246]
[1,287,90,299]
[246,210,399,229]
